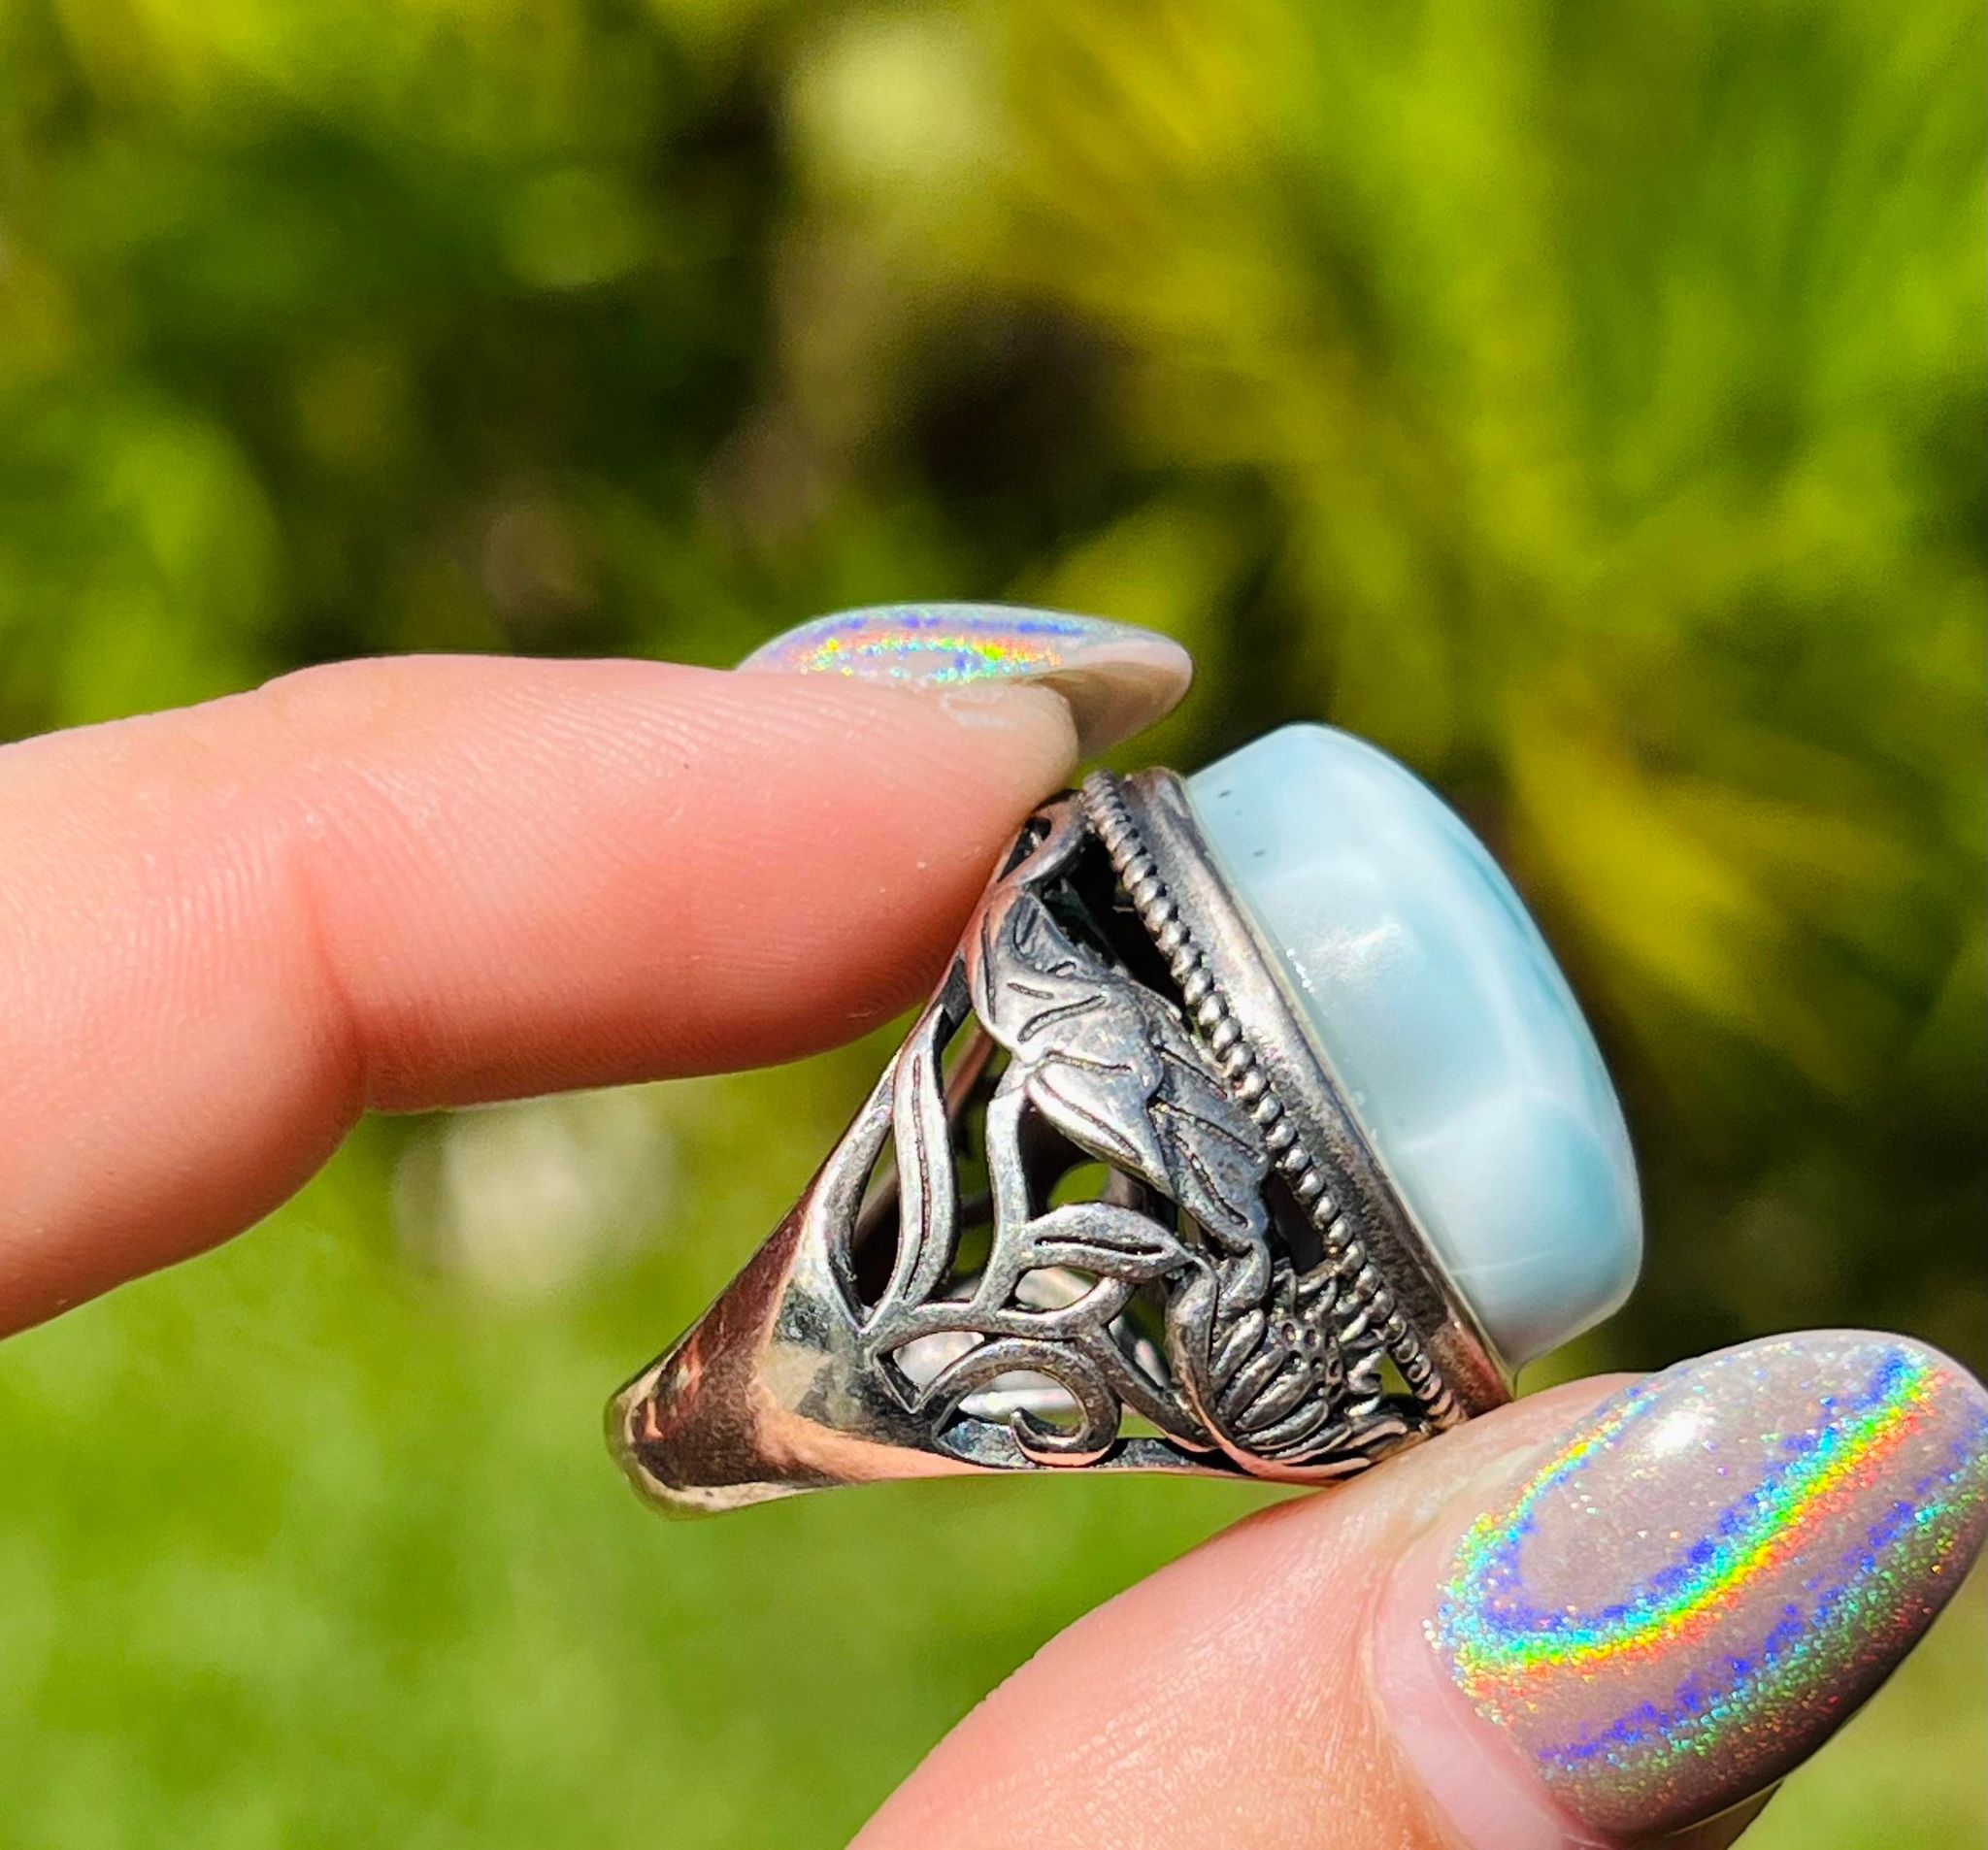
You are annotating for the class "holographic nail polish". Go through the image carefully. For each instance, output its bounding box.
[738,602,1192,757]
[1429,1332,1988,1839]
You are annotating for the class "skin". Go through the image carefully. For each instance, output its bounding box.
[0,654,1873,1847]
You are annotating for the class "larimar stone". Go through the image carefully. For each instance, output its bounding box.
[1185,725,1640,1367]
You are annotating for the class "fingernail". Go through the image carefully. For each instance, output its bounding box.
[1377,1333,1988,1846]
[738,602,1193,757]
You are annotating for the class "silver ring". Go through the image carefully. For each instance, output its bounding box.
[607,741,1626,1514]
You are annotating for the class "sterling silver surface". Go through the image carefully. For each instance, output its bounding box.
[611,770,1511,1514]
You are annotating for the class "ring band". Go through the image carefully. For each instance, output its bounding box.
[610,761,1532,1514]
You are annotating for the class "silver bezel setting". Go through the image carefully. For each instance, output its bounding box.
[1089,769,1510,1429]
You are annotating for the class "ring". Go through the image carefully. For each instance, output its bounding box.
[610,725,1642,1513]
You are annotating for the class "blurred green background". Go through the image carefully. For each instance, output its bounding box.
[1,0,1982,1844]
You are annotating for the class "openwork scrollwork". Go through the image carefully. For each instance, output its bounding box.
[816,795,1418,1478]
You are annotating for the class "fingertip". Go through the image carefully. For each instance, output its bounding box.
[269,659,1092,1097]
[1380,1334,1988,1847]
[0,652,1096,1329]
[854,1382,1634,1850]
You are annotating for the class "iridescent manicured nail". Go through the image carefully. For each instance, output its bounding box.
[738,602,1193,756]
[1395,1332,1988,1843]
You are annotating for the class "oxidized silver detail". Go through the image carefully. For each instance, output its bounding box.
[612,773,1511,1513]
[1078,771,1459,1433]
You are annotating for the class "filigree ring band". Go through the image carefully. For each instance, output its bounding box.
[610,726,1642,1514]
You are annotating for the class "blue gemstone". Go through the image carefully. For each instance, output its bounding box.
[1185,724,1641,1366]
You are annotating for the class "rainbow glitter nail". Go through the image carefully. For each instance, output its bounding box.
[738,603,1193,757]
[742,603,1097,684]
[1430,1334,1988,1838]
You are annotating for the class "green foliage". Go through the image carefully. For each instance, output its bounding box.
[0,1,1980,1844]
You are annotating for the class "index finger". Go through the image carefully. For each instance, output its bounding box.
[0,642,1182,1332]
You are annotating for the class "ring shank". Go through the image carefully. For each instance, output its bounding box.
[612,770,1511,1516]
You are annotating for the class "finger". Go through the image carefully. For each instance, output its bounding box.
[857,1332,1988,1850]
[0,628,1187,1331]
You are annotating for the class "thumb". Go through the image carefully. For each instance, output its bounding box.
[856,1331,1988,1850]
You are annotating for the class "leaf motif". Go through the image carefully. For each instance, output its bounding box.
[972,877,1274,1248]
[971,887,1173,1186]
[863,999,959,1334]
[968,884,1114,1043]
[964,864,1340,1472]
[1007,1203,1190,1286]
[1022,1056,1174,1185]
[1149,1068,1270,1243]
